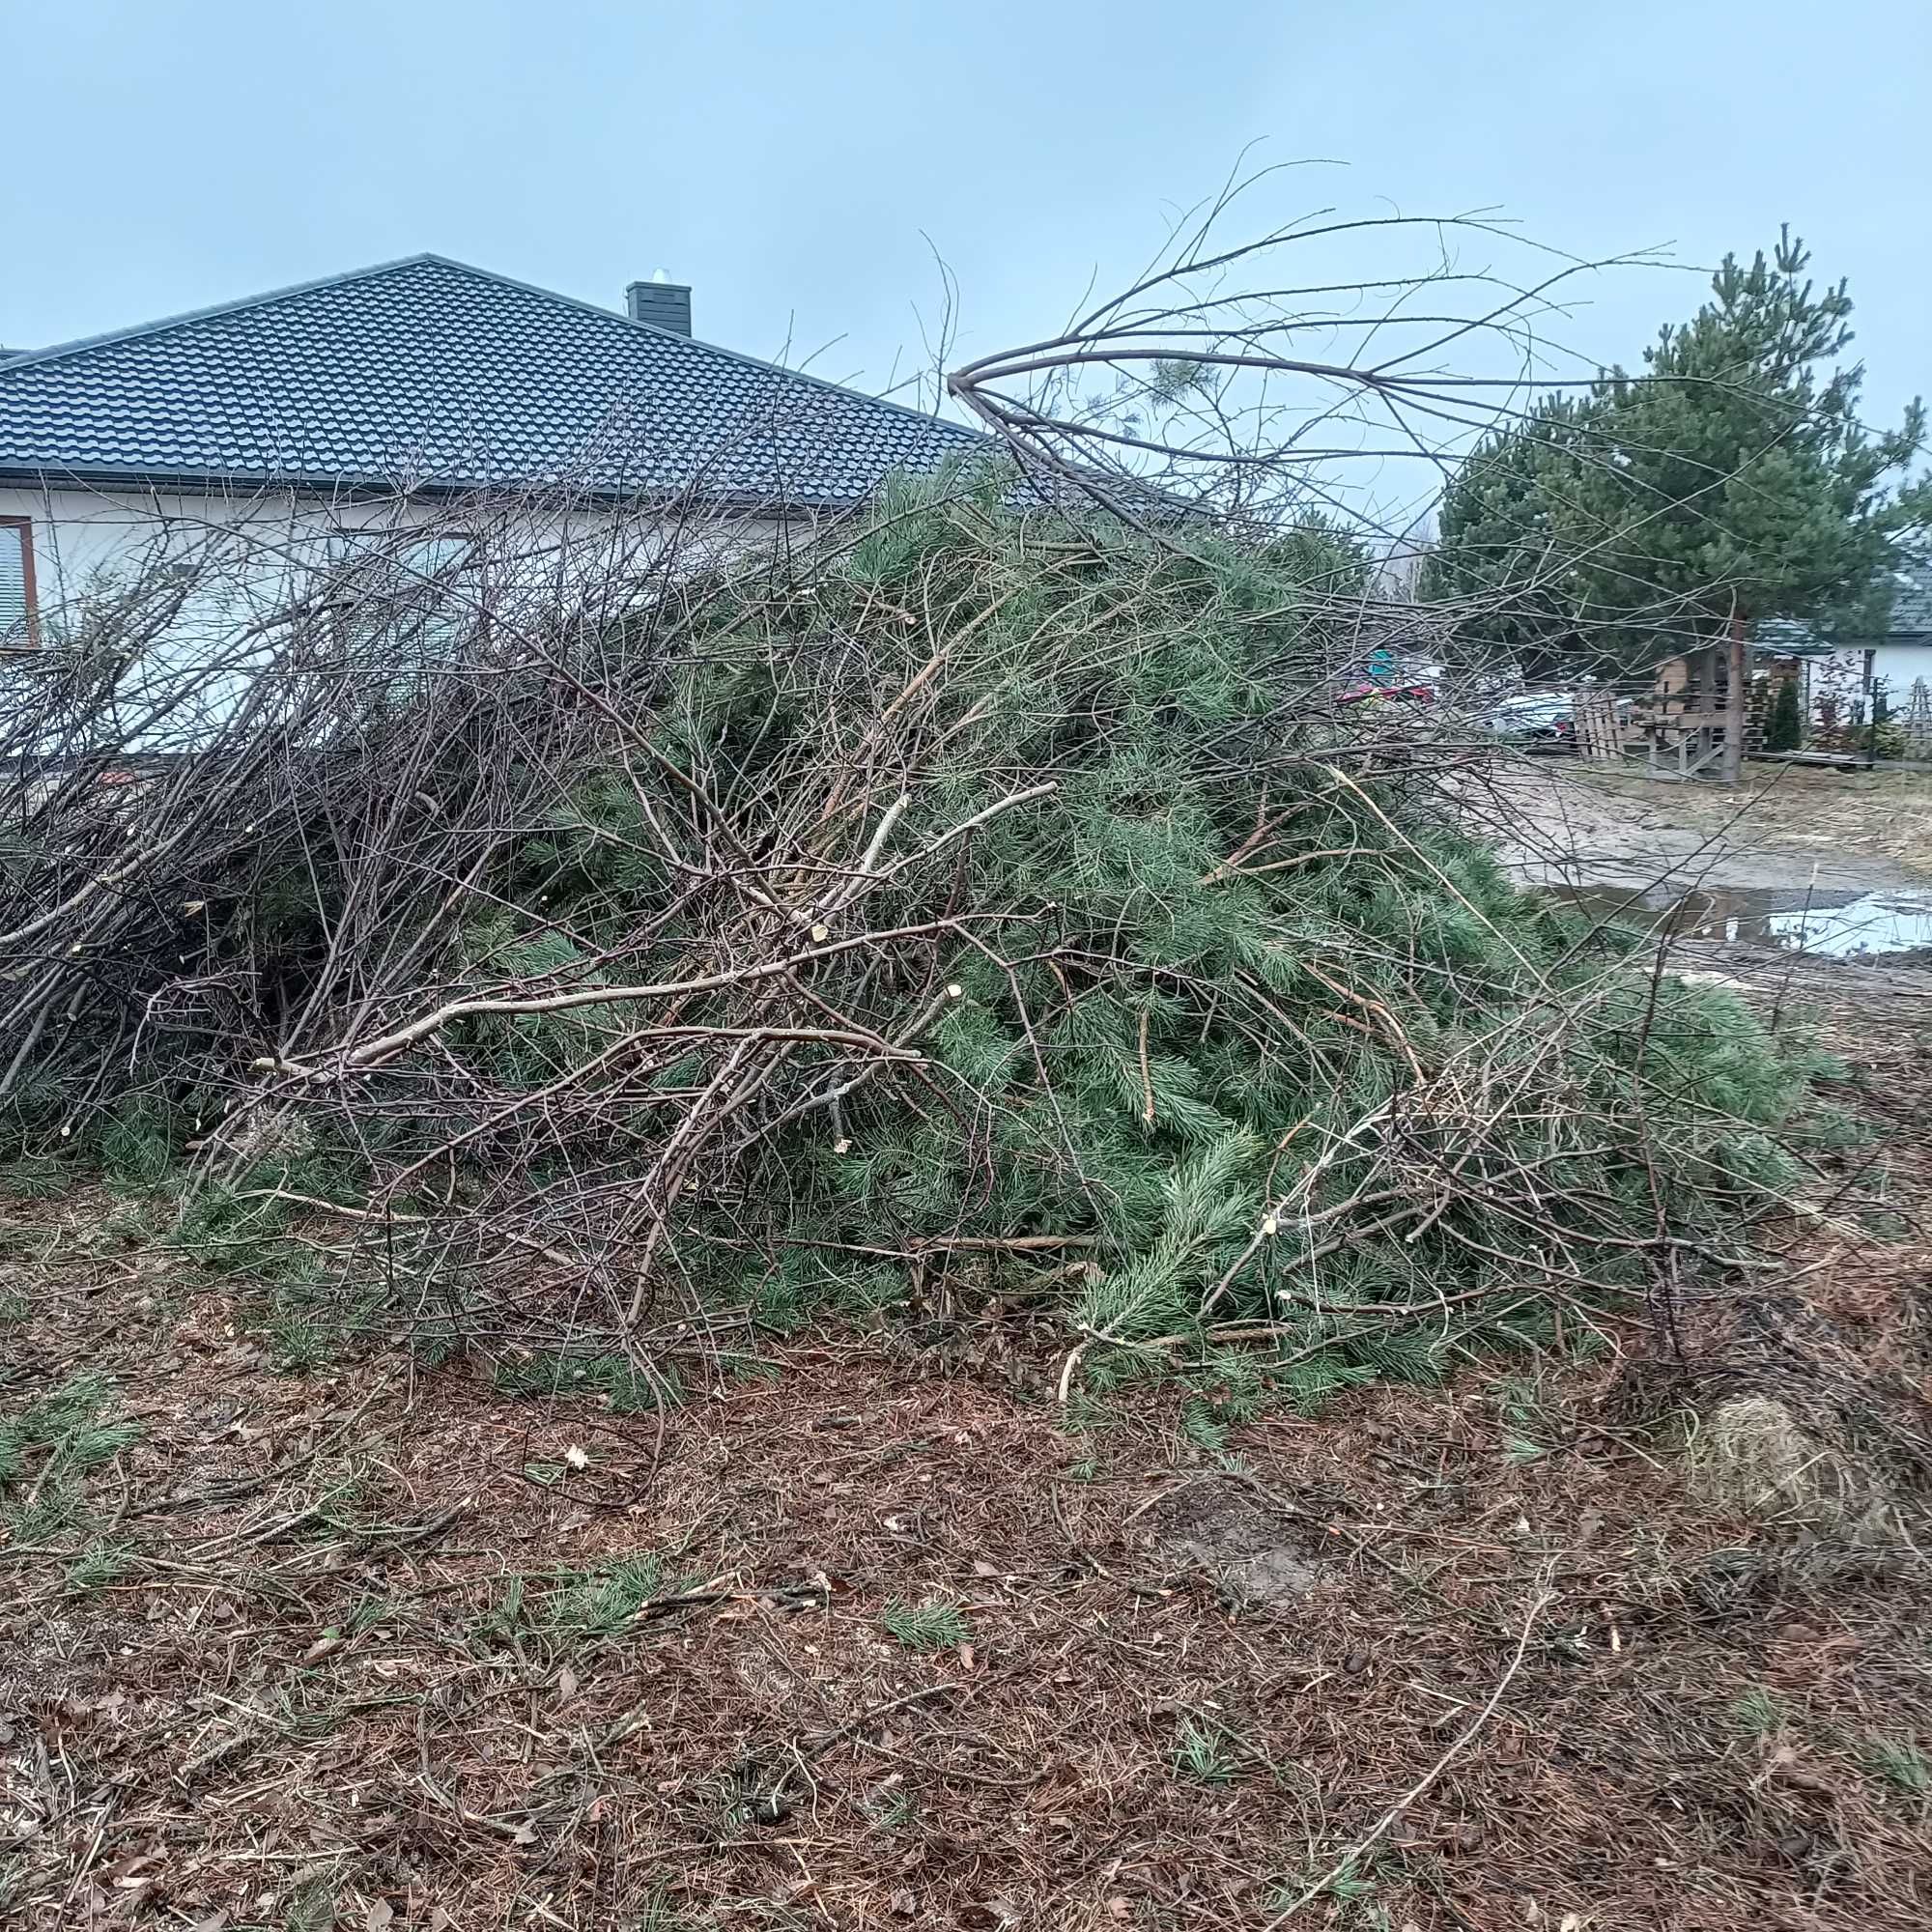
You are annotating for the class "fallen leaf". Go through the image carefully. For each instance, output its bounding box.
[558,1664,579,1702]
[564,1444,590,1470]
[1107,1898,1132,1920]
[365,1900,395,1931]
[512,1821,539,1846]
[958,1642,977,1671]
[890,1889,918,1917]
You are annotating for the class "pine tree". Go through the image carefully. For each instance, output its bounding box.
[1419,394,1594,674]
[1428,230,1927,672]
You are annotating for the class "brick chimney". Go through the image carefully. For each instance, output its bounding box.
[625,272,692,337]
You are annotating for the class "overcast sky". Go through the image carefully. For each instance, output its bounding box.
[4,0,1926,520]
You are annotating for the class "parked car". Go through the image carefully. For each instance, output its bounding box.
[1486,691,1576,752]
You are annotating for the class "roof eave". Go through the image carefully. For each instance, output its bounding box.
[0,463,875,518]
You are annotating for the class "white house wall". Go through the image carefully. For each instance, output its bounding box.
[1,480,814,640]
[1809,644,1932,715]
[2,481,823,759]
[2,482,443,613]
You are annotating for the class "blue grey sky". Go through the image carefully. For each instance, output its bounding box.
[4,0,1927,513]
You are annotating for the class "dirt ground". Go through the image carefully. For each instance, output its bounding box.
[1490,762,1932,895]
[5,779,1932,1932]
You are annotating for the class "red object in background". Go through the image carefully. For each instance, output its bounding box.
[1335,682,1436,707]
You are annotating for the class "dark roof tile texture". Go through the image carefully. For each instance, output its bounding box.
[1888,556,1932,639]
[0,255,989,508]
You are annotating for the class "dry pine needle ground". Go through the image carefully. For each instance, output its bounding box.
[5,951,1932,1932]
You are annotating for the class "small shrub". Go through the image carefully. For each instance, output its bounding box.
[0,1157,66,1201]
[1268,1859,1378,1918]
[282,1878,338,1932]
[631,1886,694,1932]
[1766,676,1803,753]
[0,1374,140,1506]
[1280,1350,1378,1418]
[4,1481,84,1544]
[170,1179,296,1273]
[99,1094,177,1188]
[267,1315,339,1374]
[1180,1398,1230,1454]
[867,1784,919,1831]
[470,1576,529,1650]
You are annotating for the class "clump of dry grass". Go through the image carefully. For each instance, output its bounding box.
[1687,1394,1897,1543]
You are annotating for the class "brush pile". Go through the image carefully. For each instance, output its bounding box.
[0,475,1812,1392]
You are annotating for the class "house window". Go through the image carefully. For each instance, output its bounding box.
[0,517,36,645]
[327,528,487,696]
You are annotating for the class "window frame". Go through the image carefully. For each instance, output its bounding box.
[0,515,39,649]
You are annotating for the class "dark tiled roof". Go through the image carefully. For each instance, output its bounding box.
[0,255,993,509]
[1749,616,1823,653]
[1887,555,1932,639]
[1747,551,1932,651]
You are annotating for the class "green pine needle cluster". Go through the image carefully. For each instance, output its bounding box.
[0,1374,140,1544]
[882,1599,971,1651]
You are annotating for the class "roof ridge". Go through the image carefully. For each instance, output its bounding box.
[399,255,989,446]
[0,255,454,377]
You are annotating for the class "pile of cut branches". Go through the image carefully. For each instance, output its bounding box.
[0,473,1813,1395]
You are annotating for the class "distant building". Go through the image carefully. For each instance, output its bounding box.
[1754,554,1932,723]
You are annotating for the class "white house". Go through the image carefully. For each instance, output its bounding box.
[0,254,994,645]
[1750,555,1932,729]
[1853,557,1932,714]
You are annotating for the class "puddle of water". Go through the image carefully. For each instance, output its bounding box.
[1549,885,1932,959]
